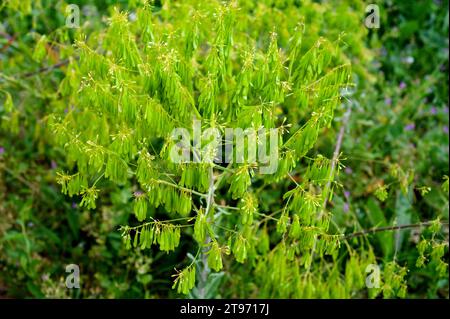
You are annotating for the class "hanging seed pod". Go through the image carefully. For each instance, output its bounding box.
[233,235,248,263]
[194,210,207,244]
[105,153,128,184]
[139,227,147,250]
[229,166,252,200]
[289,215,301,239]
[32,35,48,62]
[133,192,148,221]
[172,265,196,295]
[177,191,192,216]
[276,212,289,235]
[257,227,270,254]
[80,186,99,210]
[239,193,257,225]
[207,241,223,271]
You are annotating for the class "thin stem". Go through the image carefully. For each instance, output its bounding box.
[307,100,352,275]
[343,220,449,240]
[92,172,105,187]
[156,179,207,198]
[320,103,352,216]
[215,204,239,210]
[205,165,215,216]
[287,172,300,187]
[21,59,70,78]
[121,216,193,231]
[198,164,215,298]
[188,246,203,268]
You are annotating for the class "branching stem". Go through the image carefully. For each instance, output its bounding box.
[343,220,449,239]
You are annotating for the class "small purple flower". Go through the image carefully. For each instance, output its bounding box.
[344,190,351,199]
[384,97,392,106]
[72,202,77,209]
[444,106,449,114]
[345,167,353,175]
[399,81,407,90]
[51,160,57,169]
[430,106,437,115]
[134,191,144,197]
[64,108,69,114]
[444,126,449,134]
[0,147,4,155]
[27,222,34,228]
[404,123,415,131]
[343,202,349,213]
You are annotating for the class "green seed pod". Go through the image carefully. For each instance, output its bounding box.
[276,212,289,235]
[207,241,223,271]
[133,193,148,222]
[233,235,247,263]
[32,35,47,62]
[194,211,207,244]
[289,215,301,239]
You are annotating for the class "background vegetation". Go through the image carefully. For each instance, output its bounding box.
[0,0,448,298]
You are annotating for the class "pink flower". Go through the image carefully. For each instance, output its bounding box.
[343,203,349,213]
[344,190,350,199]
[430,106,437,115]
[134,191,144,197]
